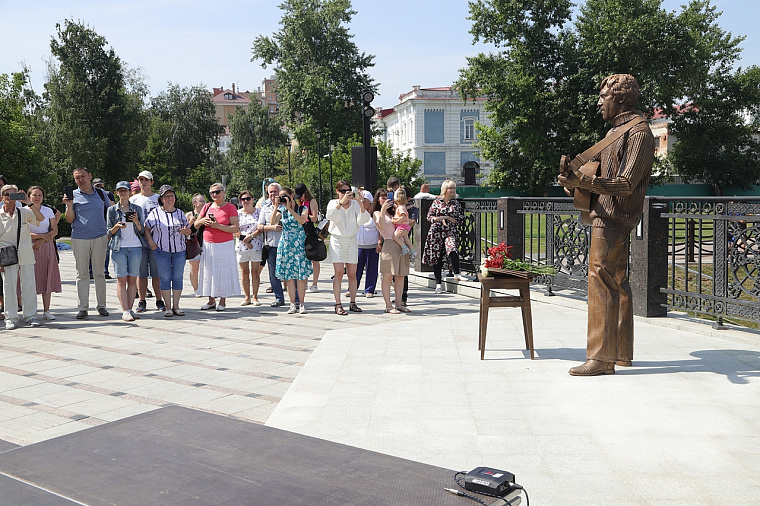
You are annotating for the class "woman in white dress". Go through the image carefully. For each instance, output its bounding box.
[325,180,369,315]
[236,190,264,306]
[193,183,241,312]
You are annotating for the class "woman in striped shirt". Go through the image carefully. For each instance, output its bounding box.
[144,184,192,317]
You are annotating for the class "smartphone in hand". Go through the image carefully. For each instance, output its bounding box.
[64,185,75,200]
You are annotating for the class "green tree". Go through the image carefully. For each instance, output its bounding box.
[146,84,225,190]
[44,19,146,186]
[0,70,46,190]
[668,67,760,195]
[251,0,377,147]
[457,0,746,194]
[225,102,288,196]
[376,141,424,192]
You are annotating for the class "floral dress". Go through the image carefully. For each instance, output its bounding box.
[275,206,313,281]
[422,197,464,266]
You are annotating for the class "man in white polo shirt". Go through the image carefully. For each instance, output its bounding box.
[129,170,165,313]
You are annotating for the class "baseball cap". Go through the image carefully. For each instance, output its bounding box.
[138,170,154,180]
[115,181,130,191]
[130,180,140,192]
[158,184,175,197]
[92,178,104,187]
[294,183,307,199]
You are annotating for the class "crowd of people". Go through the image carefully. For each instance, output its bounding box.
[0,168,474,328]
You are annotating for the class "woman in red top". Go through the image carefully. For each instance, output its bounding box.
[193,183,241,311]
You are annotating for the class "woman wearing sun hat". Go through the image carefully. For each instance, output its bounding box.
[144,184,192,316]
[106,181,146,322]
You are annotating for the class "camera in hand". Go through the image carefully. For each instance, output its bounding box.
[8,193,25,201]
[124,211,136,220]
[208,214,216,222]
[278,195,288,204]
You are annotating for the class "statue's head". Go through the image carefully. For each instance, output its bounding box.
[600,74,640,108]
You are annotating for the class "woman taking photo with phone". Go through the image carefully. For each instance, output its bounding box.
[373,189,410,314]
[295,183,321,293]
[106,181,146,322]
[237,190,264,306]
[28,186,62,320]
[194,183,240,311]
[144,185,192,317]
[325,180,369,315]
[271,187,312,314]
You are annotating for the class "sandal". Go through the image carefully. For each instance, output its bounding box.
[384,307,401,314]
[349,302,362,312]
[334,304,348,316]
[172,309,185,316]
[164,310,174,317]
[396,305,411,313]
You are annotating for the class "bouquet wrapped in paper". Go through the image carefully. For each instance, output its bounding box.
[480,243,557,278]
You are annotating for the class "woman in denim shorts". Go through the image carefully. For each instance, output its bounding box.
[106,181,146,322]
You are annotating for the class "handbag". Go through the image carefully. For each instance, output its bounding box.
[186,235,202,259]
[304,233,327,262]
[187,203,211,255]
[0,212,21,267]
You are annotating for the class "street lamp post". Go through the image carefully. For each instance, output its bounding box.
[270,148,275,179]
[328,137,333,193]
[316,129,323,211]
[286,140,292,187]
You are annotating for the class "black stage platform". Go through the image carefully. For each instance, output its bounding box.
[0,406,512,505]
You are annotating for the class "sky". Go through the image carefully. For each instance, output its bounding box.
[1,0,759,111]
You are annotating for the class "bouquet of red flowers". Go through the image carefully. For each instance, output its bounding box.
[480,243,557,277]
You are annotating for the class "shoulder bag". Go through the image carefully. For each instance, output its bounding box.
[186,203,210,258]
[0,212,22,267]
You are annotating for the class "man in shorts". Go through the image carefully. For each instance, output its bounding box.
[130,170,165,313]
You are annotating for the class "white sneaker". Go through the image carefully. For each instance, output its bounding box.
[122,311,134,322]
[5,320,16,330]
[26,317,41,328]
[43,311,56,320]
[308,285,319,293]
[299,304,307,314]
[287,303,297,314]
[454,273,473,281]
[435,284,443,294]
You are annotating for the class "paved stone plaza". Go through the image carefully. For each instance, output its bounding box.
[1,250,759,504]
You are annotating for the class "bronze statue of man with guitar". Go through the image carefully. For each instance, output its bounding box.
[557,74,655,376]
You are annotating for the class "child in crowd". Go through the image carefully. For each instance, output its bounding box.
[391,188,414,257]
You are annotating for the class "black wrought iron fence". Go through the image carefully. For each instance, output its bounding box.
[659,197,760,327]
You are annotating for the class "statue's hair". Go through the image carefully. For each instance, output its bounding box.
[601,74,640,108]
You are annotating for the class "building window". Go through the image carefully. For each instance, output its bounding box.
[224,93,233,100]
[462,118,475,142]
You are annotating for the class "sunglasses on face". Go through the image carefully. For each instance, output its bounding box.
[338,188,351,193]
[210,190,223,195]
[240,196,252,202]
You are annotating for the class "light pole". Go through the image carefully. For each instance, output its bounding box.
[286,140,292,187]
[316,129,323,211]
[328,136,333,193]
[270,148,275,179]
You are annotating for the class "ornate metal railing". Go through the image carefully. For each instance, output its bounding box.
[457,198,500,273]
[514,198,592,294]
[660,198,760,327]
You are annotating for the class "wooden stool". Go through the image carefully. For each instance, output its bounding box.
[477,274,535,360]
